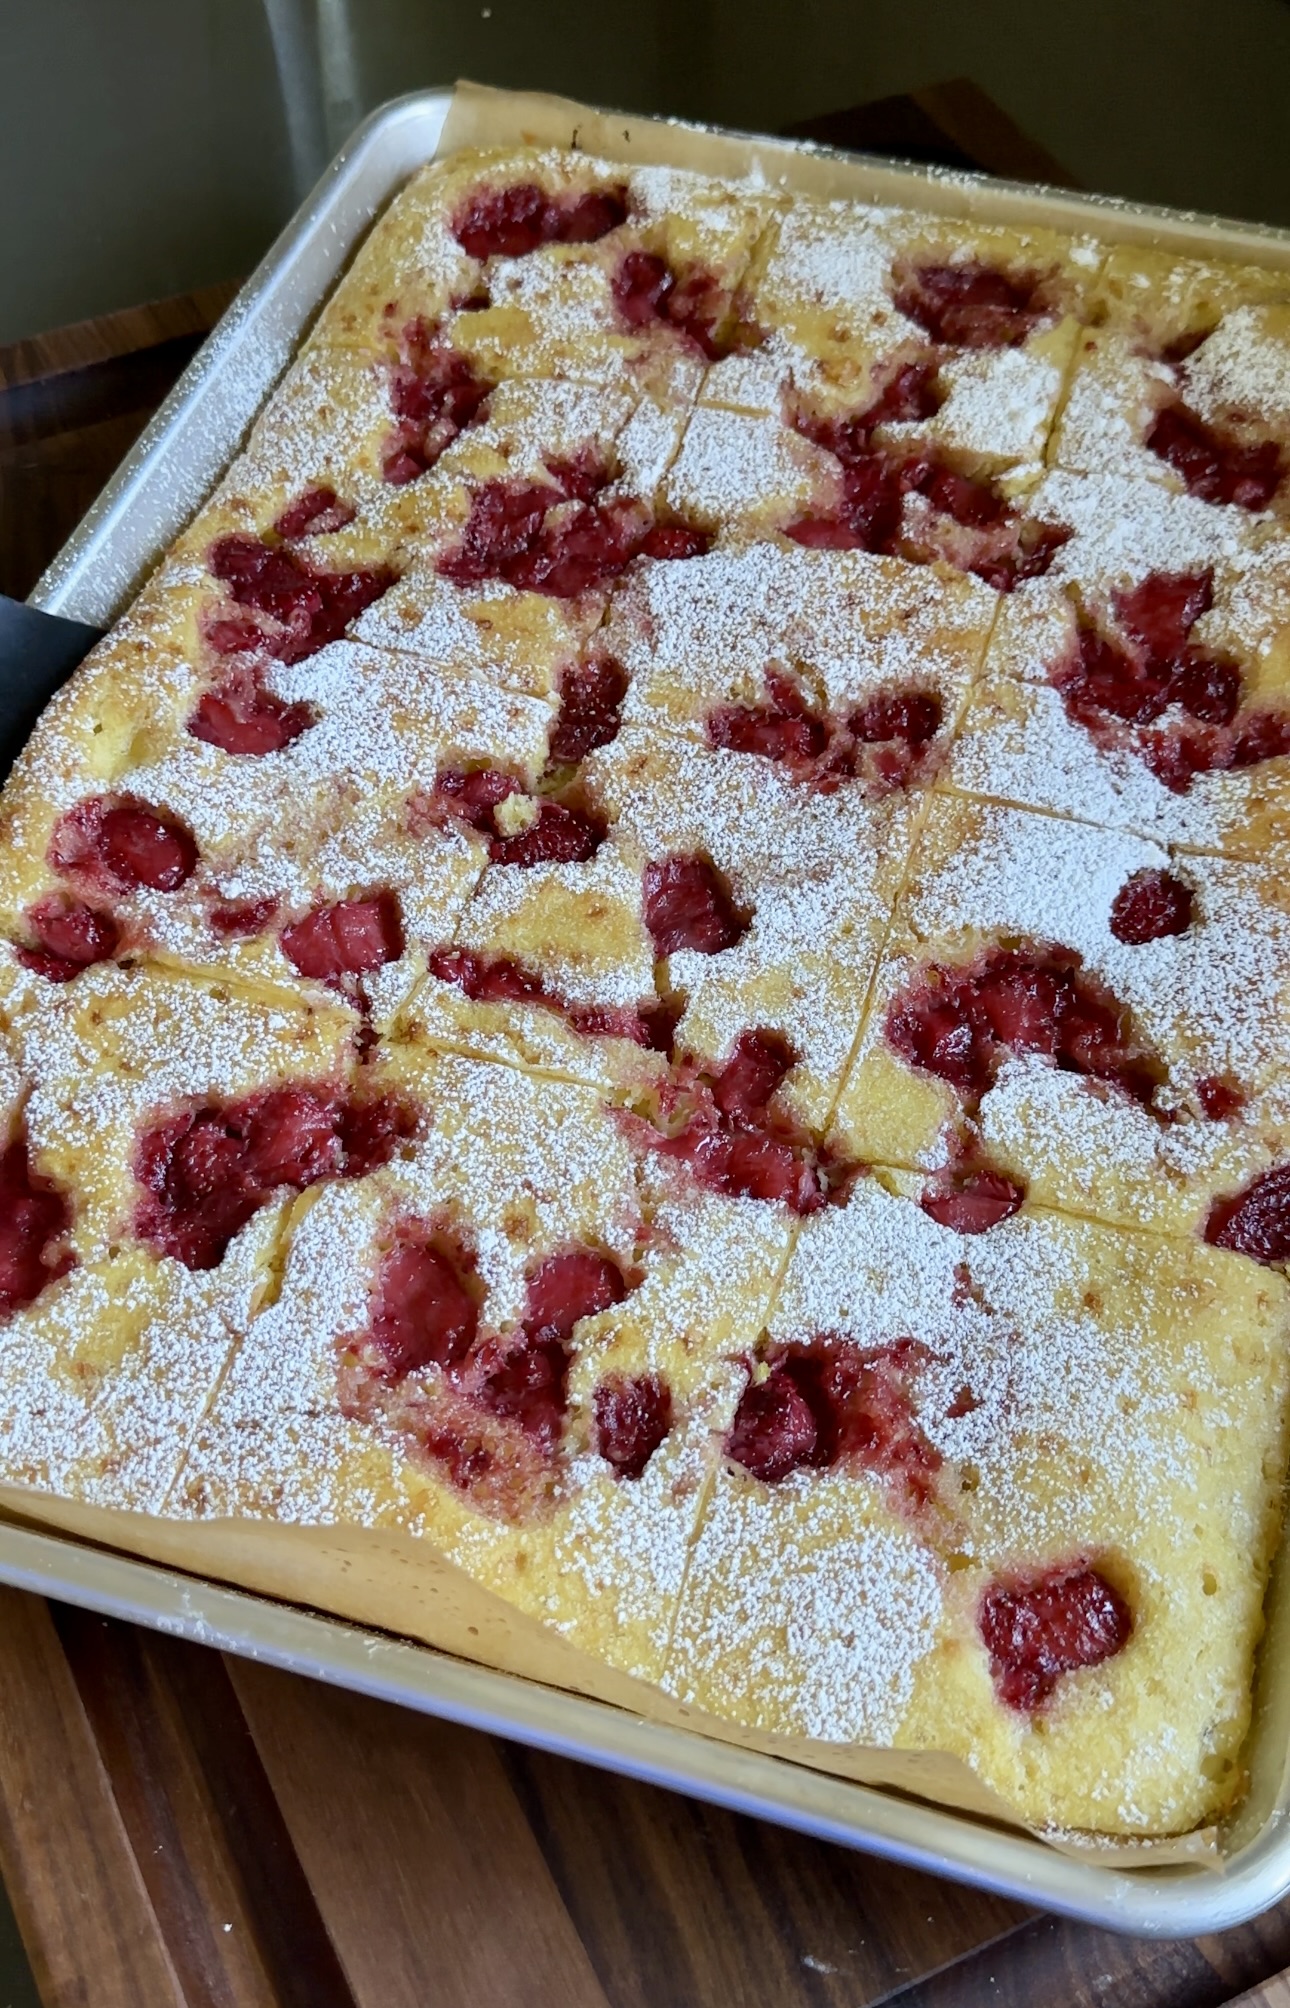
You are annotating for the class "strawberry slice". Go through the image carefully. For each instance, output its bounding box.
[886,944,1162,1109]
[725,1364,820,1481]
[273,486,356,539]
[726,1338,940,1508]
[135,1085,410,1270]
[920,1168,1025,1233]
[549,657,629,764]
[980,1564,1132,1710]
[0,1139,74,1316]
[643,855,749,956]
[471,1329,571,1452]
[524,1248,627,1339]
[489,802,605,869]
[19,896,119,982]
[1108,869,1193,944]
[452,181,626,258]
[1206,1164,1290,1265]
[47,798,199,894]
[894,262,1049,349]
[1147,405,1282,511]
[593,1373,674,1479]
[369,1238,480,1376]
[189,676,314,756]
[281,894,404,981]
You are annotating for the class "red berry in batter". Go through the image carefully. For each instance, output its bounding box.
[593,1372,673,1478]
[549,656,629,764]
[0,1139,74,1316]
[643,855,748,956]
[726,1337,940,1507]
[920,1168,1025,1233]
[488,802,605,869]
[135,1085,408,1270]
[273,486,356,539]
[189,673,315,755]
[979,1564,1132,1710]
[894,262,1050,349]
[525,1248,628,1339]
[281,893,404,980]
[1206,1164,1290,1265]
[1147,405,1282,511]
[19,896,119,983]
[368,1237,480,1376]
[1109,869,1193,944]
[452,181,626,259]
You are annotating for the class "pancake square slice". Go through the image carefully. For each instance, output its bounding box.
[0,966,360,1512]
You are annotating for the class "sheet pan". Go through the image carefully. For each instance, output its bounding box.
[16,81,1290,1933]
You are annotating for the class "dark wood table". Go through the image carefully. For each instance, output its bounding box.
[6,123,1290,2008]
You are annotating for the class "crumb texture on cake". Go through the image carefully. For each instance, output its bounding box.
[5,133,1290,1844]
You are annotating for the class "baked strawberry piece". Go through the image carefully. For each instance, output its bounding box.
[1052,246,1290,516]
[664,1172,1289,1834]
[178,1041,792,1694]
[132,480,405,675]
[836,794,1290,1233]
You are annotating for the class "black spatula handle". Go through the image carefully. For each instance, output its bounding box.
[0,597,106,783]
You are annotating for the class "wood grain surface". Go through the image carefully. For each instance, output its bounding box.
[4,109,1290,2007]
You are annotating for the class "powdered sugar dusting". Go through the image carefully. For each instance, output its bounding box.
[1030,470,1253,587]
[663,407,832,530]
[1182,307,1290,432]
[757,201,905,327]
[666,1471,947,1744]
[945,678,1233,851]
[932,347,1061,466]
[607,541,994,730]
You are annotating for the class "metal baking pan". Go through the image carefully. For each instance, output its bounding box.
[16,84,1290,1935]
